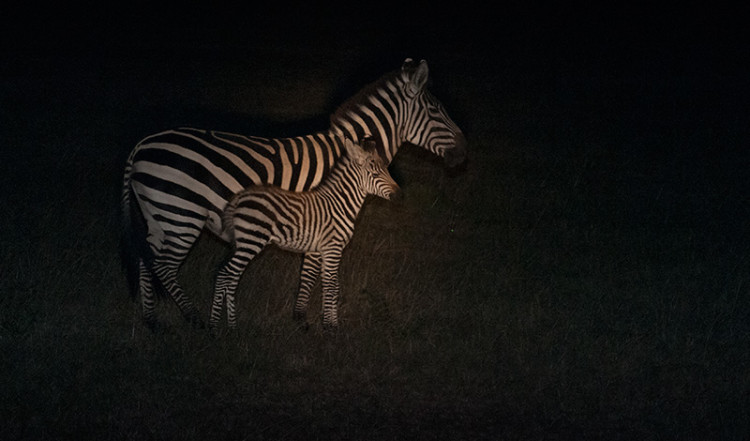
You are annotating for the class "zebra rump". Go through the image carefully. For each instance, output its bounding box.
[120,174,154,300]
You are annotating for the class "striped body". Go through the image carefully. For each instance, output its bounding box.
[211,138,399,329]
[121,58,467,328]
[125,129,344,241]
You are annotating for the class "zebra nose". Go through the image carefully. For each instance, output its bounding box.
[444,133,467,169]
[386,184,402,202]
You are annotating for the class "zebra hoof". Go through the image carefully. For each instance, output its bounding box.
[208,324,221,338]
[144,318,169,334]
[322,322,340,334]
[292,310,307,322]
[295,320,310,333]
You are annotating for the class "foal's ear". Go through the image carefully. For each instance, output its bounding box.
[361,137,377,152]
[344,138,367,165]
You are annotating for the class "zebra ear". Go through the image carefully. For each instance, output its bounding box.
[361,137,377,152]
[407,59,429,95]
[344,138,367,165]
[401,58,415,70]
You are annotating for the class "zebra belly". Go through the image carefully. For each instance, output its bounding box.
[270,226,351,256]
[271,234,321,254]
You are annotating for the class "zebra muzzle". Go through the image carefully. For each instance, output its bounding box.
[383,182,401,202]
[444,132,468,169]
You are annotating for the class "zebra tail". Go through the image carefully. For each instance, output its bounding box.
[120,159,155,300]
[220,194,238,243]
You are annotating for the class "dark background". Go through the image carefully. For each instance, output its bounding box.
[4,3,746,75]
[3,2,747,184]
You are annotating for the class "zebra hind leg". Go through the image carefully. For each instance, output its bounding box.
[138,258,163,332]
[151,260,205,329]
[294,253,322,322]
[212,253,252,330]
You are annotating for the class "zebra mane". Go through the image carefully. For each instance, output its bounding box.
[329,67,405,128]
[316,137,377,188]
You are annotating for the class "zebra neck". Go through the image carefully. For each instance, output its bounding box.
[271,130,348,191]
[329,74,406,165]
[315,157,368,216]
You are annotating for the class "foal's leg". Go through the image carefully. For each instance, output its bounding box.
[294,252,321,321]
[320,248,344,330]
[211,251,255,329]
[208,240,265,328]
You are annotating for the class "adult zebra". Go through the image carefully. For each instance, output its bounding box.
[122,58,467,329]
[212,138,399,330]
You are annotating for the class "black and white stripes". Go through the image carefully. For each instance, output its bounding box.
[121,58,466,328]
[211,138,399,329]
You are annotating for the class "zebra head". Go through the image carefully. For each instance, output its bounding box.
[331,59,467,168]
[400,59,467,168]
[345,138,400,201]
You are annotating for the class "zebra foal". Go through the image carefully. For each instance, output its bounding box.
[211,138,399,330]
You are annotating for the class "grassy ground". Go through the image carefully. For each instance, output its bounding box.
[1,21,748,440]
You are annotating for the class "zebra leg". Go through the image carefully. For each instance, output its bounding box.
[138,258,160,331]
[294,252,321,321]
[320,249,344,330]
[152,259,204,329]
[211,253,250,329]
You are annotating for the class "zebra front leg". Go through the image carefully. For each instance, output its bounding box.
[320,249,344,330]
[294,252,321,321]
